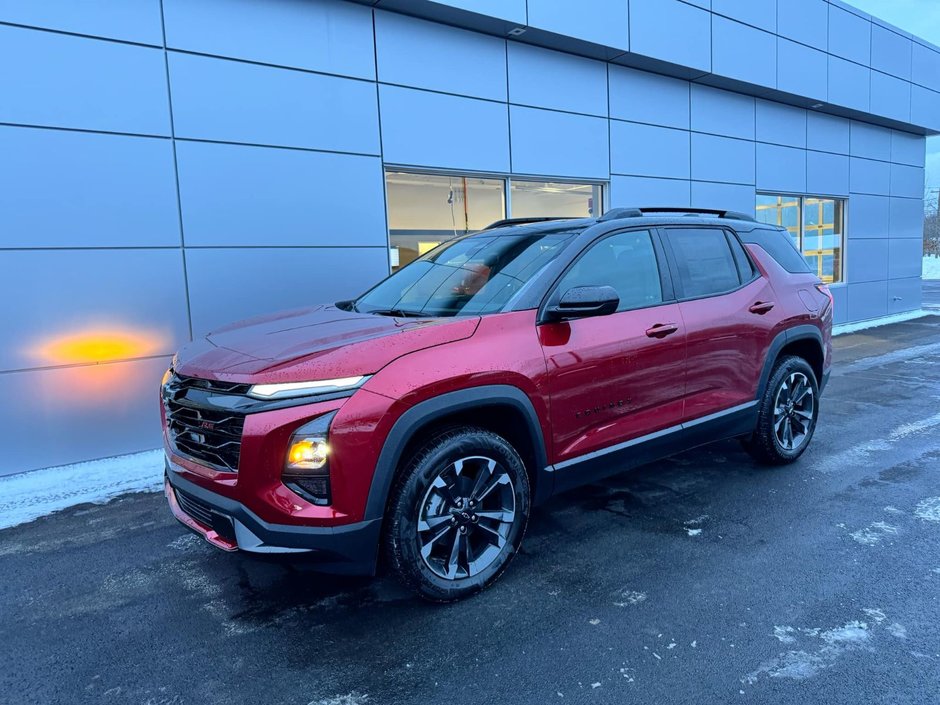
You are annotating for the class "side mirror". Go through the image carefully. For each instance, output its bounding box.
[544,285,620,322]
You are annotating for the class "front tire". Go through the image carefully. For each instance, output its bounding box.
[384,427,530,602]
[743,355,819,465]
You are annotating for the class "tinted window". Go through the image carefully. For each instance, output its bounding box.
[740,226,813,274]
[355,231,576,317]
[727,232,755,282]
[555,230,663,312]
[666,228,741,298]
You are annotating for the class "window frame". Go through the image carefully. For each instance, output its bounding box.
[755,192,846,284]
[659,226,760,303]
[538,226,676,323]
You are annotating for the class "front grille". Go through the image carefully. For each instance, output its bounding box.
[172,376,252,395]
[163,374,247,472]
[175,488,214,527]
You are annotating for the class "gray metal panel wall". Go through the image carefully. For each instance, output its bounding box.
[0,0,928,474]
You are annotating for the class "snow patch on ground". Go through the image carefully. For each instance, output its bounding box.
[745,617,875,685]
[307,694,369,705]
[833,310,932,336]
[914,497,940,522]
[820,621,870,646]
[815,439,892,475]
[0,450,163,530]
[886,623,908,639]
[613,590,647,607]
[890,413,940,441]
[817,411,940,475]
[924,255,940,280]
[849,521,899,546]
[683,515,708,537]
[167,533,210,554]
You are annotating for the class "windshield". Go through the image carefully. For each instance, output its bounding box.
[355,230,577,317]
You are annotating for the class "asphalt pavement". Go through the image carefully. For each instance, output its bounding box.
[3,316,940,705]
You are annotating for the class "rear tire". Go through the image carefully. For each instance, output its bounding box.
[743,355,819,465]
[384,427,530,602]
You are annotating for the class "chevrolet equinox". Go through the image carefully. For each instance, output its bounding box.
[162,207,832,601]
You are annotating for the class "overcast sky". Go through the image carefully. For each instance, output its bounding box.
[846,0,940,199]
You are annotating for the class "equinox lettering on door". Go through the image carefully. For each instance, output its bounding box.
[575,399,630,419]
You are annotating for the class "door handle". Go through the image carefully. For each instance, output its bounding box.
[645,323,679,339]
[749,301,775,315]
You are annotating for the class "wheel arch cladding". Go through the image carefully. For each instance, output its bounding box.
[757,325,824,398]
[364,385,551,521]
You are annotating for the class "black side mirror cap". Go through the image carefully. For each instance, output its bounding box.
[544,285,620,322]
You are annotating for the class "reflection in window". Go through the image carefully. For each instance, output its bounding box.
[555,230,662,311]
[357,231,576,317]
[665,228,743,298]
[386,172,505,271]
[510,180,602,219]
[756,193,845,283]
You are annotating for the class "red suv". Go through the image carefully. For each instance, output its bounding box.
[162,207,832,601]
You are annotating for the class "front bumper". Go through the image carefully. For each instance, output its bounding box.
[165,468,381,575]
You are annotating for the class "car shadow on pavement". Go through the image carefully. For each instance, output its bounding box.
[189,436,769,626]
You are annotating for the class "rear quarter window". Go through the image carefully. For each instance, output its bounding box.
[740,227,813,274]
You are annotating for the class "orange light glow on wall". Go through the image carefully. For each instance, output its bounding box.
[33,328,165,366]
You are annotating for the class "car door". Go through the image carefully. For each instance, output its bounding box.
[538,228,687,466]
[660,226,780,422]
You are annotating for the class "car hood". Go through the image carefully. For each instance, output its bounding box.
[175,305,480,382]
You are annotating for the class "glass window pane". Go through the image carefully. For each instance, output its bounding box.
[727,232,755,282]
[385,172,506,271]
[510,180,601,219]
[665,228,741,298]
[756,194,800,244]
[357,231,577,317]
[555,230,663,311]
[802,197,844,284]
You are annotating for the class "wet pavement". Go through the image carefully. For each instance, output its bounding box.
[2,316,940,705]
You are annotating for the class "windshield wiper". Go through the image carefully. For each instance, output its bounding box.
[367,308,424,318]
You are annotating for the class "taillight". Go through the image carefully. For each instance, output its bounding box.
[815,283,833,314]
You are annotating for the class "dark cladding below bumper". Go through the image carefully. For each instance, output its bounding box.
[165,469,381,575]
[820,368,831,394]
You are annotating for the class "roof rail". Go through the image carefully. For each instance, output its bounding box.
[598,207,643,221]
[483,216,575,230]
[641,206,756,222]
[600,206,756,223]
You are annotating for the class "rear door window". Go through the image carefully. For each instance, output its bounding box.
[664,228,743,299]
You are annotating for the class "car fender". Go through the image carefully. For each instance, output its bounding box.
[363,384,551,522]
[756,324,824,399]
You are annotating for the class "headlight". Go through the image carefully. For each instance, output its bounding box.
[287,437,330,471]
[248,375,369,400]
[283,411,337,505]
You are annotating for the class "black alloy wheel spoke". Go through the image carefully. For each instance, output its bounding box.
[417,455,516,580]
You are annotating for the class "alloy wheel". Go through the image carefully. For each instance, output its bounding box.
[417,456,516,580]
[773,372,815,451]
